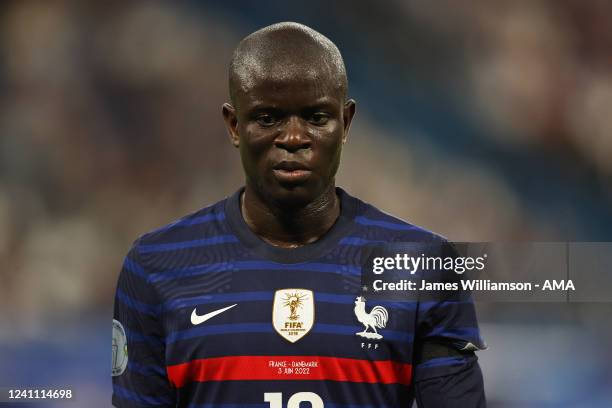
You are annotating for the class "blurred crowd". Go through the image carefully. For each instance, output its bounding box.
[465,0,612,176]
[0,1,242,336]
[1,1,611,406]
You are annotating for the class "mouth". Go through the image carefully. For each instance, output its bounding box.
[272,161,312,184]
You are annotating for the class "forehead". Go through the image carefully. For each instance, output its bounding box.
[236,68,343,110]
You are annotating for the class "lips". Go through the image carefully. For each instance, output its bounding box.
[272,161,312,184]
[273,161,311,171]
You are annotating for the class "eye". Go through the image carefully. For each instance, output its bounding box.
[256,114,277,127]
[310,112,330,125]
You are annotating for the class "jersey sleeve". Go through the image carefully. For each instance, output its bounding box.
[413,242,486,381]
[414,357,486,408]
[112,243,176,407]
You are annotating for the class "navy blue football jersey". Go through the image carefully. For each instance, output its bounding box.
[112,188,485,407]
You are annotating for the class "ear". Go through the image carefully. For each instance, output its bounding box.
[342,99,356,144]
[222,103,240,148]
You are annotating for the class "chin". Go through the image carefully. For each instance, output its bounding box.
[258,179,323,208]
[269,185,317,208]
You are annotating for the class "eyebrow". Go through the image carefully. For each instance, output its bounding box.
[246,96,340,112]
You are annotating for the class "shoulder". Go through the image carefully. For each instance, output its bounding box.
[116,195,233,299]
[342,188,447,244]
[130,195,231,260]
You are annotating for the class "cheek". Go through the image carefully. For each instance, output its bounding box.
[243,123,272,144]
[328,143,343,176]
[239,126,272,160]
[316,129,344,176]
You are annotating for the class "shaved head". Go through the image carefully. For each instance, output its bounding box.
[228,22,348,108]
[222,22,356,211]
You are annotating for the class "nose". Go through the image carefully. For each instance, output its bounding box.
[274,116,311,152]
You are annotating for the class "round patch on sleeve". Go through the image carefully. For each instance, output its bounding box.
[112,319,128,376]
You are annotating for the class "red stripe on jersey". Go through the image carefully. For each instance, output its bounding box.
[167,355,412,388]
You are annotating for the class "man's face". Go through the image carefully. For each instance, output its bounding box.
[223,72,355,206]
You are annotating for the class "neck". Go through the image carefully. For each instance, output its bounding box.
[241,184,340,248]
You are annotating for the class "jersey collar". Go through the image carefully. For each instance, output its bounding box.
[224,186,357,263]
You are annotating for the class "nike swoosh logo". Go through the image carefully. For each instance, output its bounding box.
[191,304,237,326]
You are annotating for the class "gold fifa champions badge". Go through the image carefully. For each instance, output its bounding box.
[272,289,315,343]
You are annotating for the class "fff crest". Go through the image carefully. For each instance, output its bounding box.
[272,288,314,343]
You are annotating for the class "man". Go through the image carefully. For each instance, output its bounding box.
[112,22,486,407]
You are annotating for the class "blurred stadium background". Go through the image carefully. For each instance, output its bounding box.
[1,1,611,406]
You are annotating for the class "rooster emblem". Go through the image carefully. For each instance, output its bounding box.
[354,296,389,340]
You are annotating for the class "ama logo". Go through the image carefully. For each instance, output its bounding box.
[542,280,575,290]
